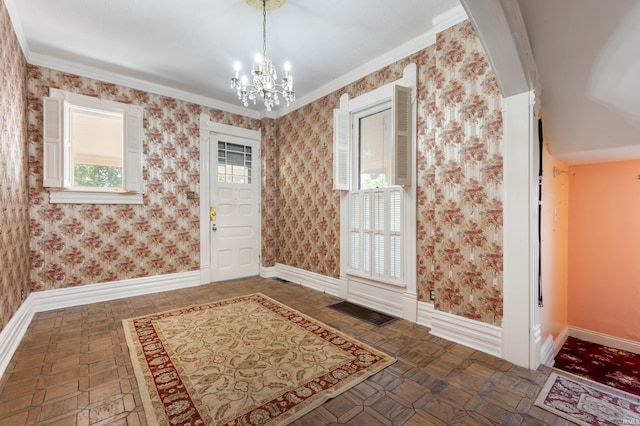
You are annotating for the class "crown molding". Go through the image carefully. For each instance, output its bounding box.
[28,53,262,119]
[7,1,258,119]
[275,5,467,118]
[3,0,30,59]
[432,4,468,34]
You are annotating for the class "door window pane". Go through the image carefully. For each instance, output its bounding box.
[218,141,253,183]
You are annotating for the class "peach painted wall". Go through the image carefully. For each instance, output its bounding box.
[539,141,569,345]
[568,159,640,342]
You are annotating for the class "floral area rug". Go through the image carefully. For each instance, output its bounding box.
[555,336,640,397]
[122,293,395,425]
[535,373,640,426]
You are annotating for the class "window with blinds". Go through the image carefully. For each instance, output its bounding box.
[349,187,402,283]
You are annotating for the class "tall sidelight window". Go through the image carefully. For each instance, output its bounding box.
[334,63,416,294]
[349,103,403,282]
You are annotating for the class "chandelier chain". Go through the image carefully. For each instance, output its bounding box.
[262,0,267,58]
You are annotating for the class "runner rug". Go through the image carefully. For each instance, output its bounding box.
[535,372,640,425]
[122,293,395,426]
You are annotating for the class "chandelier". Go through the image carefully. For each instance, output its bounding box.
[230,0,295,111]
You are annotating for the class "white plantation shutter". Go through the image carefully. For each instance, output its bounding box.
[123,105,143,193]
[333,108,350,190]
[350,192,361,270]
[389,189,402,279]
[362,191,371,274]
[373,190,385,276]
[43,96,67,188]
[348,187,402,283]
[392,84,412,186]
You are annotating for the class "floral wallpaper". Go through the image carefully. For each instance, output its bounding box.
[275,21,504,325]
[0,0,30,334]
[276,97,341,277]
[1,12,503,335]
[261,117,278,267]
[418,22,503,324]
[27,67,260,292]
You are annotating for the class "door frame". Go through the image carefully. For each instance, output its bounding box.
[199,114,262,284]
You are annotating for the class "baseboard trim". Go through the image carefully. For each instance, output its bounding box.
[30,270,201,312]
[274,263,340,297]
[540,334,555,366]
[0,297,35,381]
[0,270,201,379]
[569,326,640,354]
[416,301,435,329]
[555,326,570,356]
[540,326,570,367]
[429,309,502,358]
[346,284,404,318]
[260,265,277,278]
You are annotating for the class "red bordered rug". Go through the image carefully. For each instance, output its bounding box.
[122,293,395,425]
[535,373,640,426]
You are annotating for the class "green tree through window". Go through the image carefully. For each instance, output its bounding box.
[74,164,123,188]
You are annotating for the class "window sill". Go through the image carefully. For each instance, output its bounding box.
[48,189,143,205]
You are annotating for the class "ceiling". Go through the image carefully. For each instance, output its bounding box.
[517,0,640,165]
[6,0,460,115]
[6,0,640,165]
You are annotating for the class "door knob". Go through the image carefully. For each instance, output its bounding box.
[212,225,217,232]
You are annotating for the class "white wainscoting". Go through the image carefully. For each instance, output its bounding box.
[260,266,278,279]
[345,278,405,318]
[0,270,201,379]
[428,309,503,358]
[540,334,556,367]
[540,326,570,367]
[0,297,35,382]
[416,301,435,329]
[273,263,341,297]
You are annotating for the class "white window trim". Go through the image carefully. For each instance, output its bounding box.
[336,63,417,294]
[43,88,144,205]
[48,189,143,204]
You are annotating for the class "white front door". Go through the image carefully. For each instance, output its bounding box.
[209,133,260,281]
